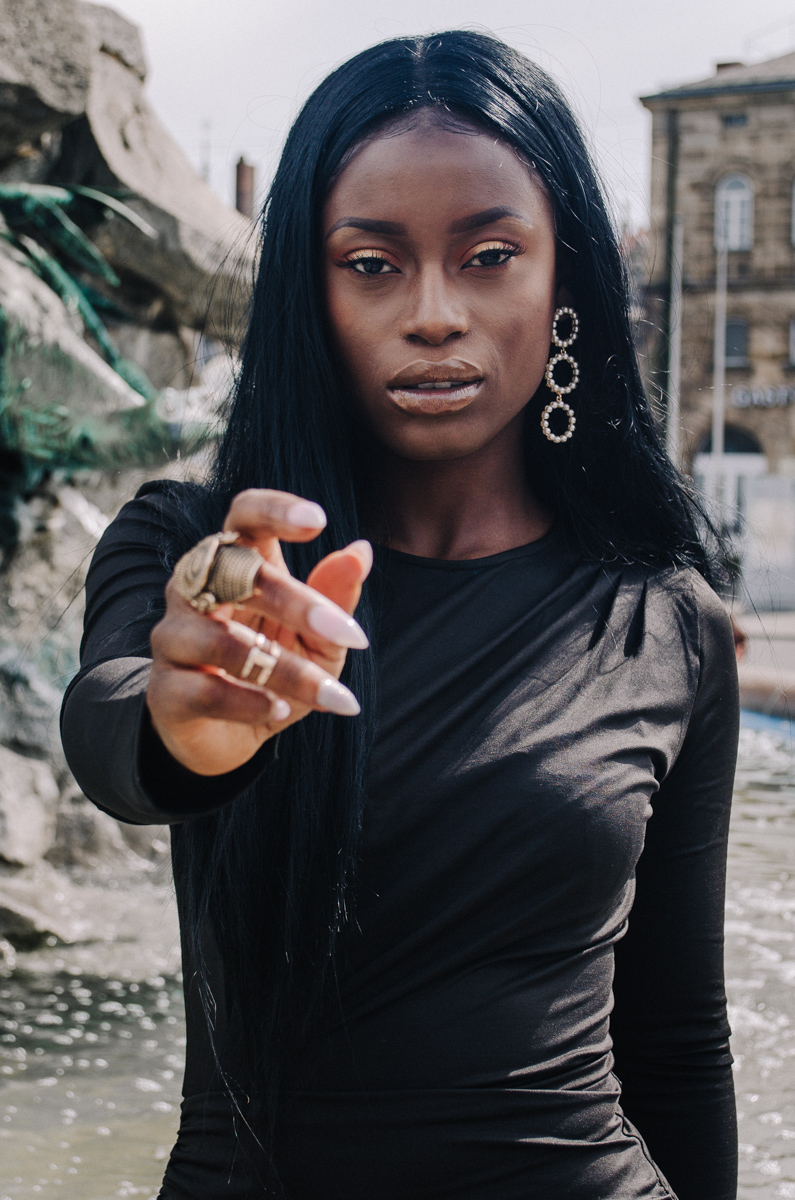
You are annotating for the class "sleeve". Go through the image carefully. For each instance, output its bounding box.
[60,482,277,826]
[610,578,739,1200]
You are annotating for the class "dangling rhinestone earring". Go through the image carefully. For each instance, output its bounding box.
[541,306,579,444]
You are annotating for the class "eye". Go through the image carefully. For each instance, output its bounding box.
[464,241,519,269]
[343,250,399,276]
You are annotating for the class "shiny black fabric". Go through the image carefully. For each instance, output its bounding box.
[61,481,739,1199]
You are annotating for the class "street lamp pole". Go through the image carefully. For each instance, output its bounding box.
[712,232,728,507]
[666,215,684,467]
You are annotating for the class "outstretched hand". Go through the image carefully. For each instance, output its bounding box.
[146,489,372,777]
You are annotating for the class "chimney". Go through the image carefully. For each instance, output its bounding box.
[235,156,255,218]
[716,61,743,73]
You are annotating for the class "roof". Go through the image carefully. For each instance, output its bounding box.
[641,49,795,104]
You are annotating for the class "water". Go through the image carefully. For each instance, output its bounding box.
[0,879,182,1200]
[1,721,793,1199]
[729,722,795,1197]
[0,973,183,1199]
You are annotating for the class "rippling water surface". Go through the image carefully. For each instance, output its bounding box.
[1,722,794,1199]
[728,724,795,1197]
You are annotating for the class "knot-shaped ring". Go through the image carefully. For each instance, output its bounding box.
[172,532,264,614]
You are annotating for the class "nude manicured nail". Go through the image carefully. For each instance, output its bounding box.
[307,604,369,648]
[317,678,361,716]
[286,501,327,529]
[271,698,291,722]
[348,539,374,574]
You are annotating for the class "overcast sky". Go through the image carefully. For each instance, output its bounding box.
[112,0,795,228]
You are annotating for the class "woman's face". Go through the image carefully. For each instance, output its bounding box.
[323,114,560,463]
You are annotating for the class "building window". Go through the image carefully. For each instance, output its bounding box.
[715,174,753,250]
[726,318,748,367]
[721,113,748,128]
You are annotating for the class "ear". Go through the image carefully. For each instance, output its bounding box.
[554,245,575,309]
[555,282,575,309]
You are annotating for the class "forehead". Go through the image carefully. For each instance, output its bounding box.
[323,116,551,228]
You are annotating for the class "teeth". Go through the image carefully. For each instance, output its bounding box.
[416,381,456,390]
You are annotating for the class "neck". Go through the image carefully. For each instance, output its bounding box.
[363,416,552,560]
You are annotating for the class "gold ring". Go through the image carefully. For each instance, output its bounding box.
[240,636,281,687]
[172,533,264,614]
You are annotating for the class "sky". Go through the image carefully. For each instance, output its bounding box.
[111,0,795,229]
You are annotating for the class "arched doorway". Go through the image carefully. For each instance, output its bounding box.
[693,425,766,534]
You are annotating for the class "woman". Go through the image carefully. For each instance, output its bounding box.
[61,31,739,1200]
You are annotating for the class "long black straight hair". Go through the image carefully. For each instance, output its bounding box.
[170,29,721,1189]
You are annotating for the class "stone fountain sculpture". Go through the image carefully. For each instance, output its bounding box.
[0,0,254,952]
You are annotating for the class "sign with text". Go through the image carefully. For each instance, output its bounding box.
[733,386,795,408]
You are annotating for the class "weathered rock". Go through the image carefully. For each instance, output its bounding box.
[108,323,200,391]
[47,787,127,867]
[0,887,71,944]
[0,860,178,952]
[0,745,58,865]
[0,1,232,890]
[0,861,95,944]
[46,783,166,868]
[116,819,170,861]
[0,0,92,160]
[80,2,147,82]
[52,47,254,341]
[0,127,64,185]
[0,235,147,421]
[157,342,237,432]
[0,645,64,762]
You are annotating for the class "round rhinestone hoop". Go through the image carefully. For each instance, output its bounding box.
[545,351,579,396]
[541,398,576,444]
[552,306,579,348]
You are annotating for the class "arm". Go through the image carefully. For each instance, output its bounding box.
[60,484,278,824]
[61,483,371,824]
[611,582,739,1200]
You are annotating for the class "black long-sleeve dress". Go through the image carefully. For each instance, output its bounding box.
[61,481,739,1200]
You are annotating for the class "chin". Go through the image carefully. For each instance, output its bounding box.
[388,433,492,463]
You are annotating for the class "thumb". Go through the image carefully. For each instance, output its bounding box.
[307,540,373,615]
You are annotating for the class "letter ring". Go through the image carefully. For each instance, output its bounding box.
[240,633,282,688]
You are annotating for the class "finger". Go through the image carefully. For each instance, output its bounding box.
[166,549,368,651]
[244,559,369,650]
[154,617,361,716]
[223,489,327,560]
[306,540,373,615]
[150,664,292,729]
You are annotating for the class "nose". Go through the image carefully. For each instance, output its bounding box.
[401,266,469,346]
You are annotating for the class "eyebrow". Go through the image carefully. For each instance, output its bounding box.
[325,217,407,240]
[324,206,526,242]
[448,206,525,233]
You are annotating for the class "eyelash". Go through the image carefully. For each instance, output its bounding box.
[340,241,521,276]
[464,241,520,268]
[343,250,398,276]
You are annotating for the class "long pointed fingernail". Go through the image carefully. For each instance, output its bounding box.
[317,679,361,716]
[308,604,369,648]
[286,501,327,529]
[348,539,373,575]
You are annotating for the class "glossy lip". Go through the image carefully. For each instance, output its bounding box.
[387,359,484,415]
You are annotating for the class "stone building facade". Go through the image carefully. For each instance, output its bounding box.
[641,51,795,473]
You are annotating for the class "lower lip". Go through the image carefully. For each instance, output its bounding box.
[387,381,482,414]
